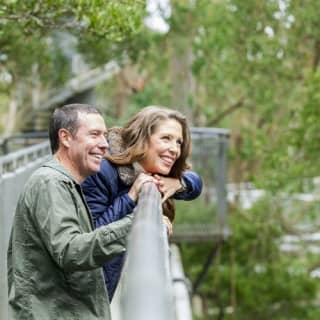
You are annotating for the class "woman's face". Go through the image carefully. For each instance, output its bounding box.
[139,119,183,175]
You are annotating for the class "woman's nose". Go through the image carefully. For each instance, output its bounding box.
[169,142,179,154]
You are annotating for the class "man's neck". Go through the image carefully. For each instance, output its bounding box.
[54,152,83,183]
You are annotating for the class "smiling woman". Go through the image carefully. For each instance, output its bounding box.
[139,118,183,175]
[81,105,202,301]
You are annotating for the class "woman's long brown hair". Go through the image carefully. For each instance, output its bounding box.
[106,106,192,221]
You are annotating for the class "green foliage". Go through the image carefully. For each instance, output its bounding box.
[258,71,320,192]
[0,0,146,134]
[2,1,320,318]
[175,199,216,225]
[179,196,320,319]
[0,0,145,40]
[0,0,146,78]
[0,92,9,132]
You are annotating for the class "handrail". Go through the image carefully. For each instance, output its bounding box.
[0,141,51,320]
[120,182,175,320]
[42,60,121,110]
[170,244,192,320]
[0,141,50,176]
[0,132,48,155]
[191,127,230,138]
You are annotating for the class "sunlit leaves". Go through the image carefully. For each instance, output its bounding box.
[0,0,145,40]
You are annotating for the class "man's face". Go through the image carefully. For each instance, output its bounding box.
[67,112,108,181]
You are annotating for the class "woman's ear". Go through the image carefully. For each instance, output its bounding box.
[58,128,72,148]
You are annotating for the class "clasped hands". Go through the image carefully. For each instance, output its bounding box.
[128,173,184,235]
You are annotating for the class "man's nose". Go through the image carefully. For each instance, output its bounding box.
[99,136,109,150]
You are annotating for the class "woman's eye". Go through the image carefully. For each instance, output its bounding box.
[177,140,183,146]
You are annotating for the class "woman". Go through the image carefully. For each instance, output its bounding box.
[82,105,202,301]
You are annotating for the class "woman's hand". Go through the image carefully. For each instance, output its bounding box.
[153,175,184,203]
[128,173,157,202]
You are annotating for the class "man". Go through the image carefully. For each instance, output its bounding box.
[7,104,133,319]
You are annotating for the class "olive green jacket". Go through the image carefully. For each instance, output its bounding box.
[7,159,133,320]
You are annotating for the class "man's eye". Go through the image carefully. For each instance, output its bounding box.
[91,131,103,138]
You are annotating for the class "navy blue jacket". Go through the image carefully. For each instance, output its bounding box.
[82,159,202,301]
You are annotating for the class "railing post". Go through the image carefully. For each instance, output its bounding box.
[216,134,230,238]
[120,182,175,320]
[170,244,193,320]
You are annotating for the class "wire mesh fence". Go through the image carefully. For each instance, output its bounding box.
[172,128,231,243]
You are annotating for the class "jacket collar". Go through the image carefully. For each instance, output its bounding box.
[107,128,145,186]
[43,158,79,185]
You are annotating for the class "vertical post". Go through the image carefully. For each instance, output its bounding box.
[215,134,230,238]
[121,183,175,320]
[0,175,9,320]
[170,244,193,320]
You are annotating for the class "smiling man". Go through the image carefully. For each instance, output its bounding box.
[7,104,134,320]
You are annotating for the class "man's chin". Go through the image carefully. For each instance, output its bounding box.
[87,165,101,175]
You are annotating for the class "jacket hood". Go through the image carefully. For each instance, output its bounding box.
[107,128,144,186]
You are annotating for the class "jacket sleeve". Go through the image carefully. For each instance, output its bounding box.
[30,178,134,272]
[173,170,203,201]
[82,159,136,228]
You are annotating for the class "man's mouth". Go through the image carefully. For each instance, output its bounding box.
[90,153,103,160]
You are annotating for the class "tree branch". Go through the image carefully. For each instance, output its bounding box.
[313,39,320,71]
[208,97,245,126]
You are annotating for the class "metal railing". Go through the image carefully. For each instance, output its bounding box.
[41,60,121,110]
[117,182,176,320]
[0,131,48,155]
[170,244,193,320]
[191,127,229,231]
[0,141,51,320]
[0,146,193,320]
[172,127,231,242]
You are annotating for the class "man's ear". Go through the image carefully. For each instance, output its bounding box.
[58,128,72,148]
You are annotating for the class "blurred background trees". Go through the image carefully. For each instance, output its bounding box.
[2,0,320,318]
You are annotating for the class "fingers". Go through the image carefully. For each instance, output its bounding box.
[128,173,157,202]
[153,174,163,189]
[137,173,154,185]
[154,176,182,202]
[136,173,156,192]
